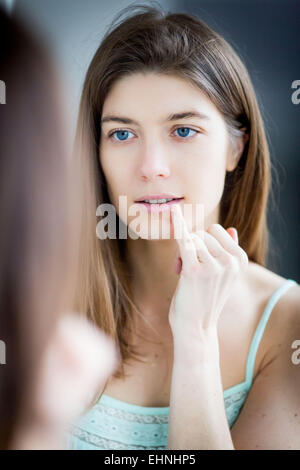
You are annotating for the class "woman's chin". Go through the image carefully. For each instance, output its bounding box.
[127,221,175,240]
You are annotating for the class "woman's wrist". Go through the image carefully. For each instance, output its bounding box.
[171,324,220,365]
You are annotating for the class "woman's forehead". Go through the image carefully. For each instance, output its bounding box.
[101,73,221,125]
[104,72,207,101]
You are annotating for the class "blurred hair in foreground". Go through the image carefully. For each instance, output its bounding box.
[0,6,81,449]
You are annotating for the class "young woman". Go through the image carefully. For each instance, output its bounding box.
[66,5,300,450]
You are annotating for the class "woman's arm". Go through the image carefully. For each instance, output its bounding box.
[168,328,234,450]
[167,204,248,449]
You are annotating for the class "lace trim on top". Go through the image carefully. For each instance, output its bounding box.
[66,388,249,450]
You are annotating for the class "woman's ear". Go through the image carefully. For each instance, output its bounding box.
[226,129,249,173]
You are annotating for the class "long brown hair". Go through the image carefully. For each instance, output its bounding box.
[73,3,272,394]
[0,8,78,449]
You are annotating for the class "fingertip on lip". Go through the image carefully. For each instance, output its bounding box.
[171,204,179,217]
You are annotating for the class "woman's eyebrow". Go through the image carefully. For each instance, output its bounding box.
[101,110,211,126]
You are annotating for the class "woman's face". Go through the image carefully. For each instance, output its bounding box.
[100,72,242,239]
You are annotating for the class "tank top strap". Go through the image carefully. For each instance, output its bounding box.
[244,278,298,389]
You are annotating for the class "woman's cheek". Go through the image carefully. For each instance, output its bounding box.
[185,170,225,230]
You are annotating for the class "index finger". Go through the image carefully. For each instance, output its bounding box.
[171,203,198,266]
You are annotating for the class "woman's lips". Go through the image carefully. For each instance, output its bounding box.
[135,197,184,213]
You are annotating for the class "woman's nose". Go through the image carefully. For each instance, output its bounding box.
[138,147,171,181]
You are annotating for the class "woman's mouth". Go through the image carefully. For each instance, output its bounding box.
[134,197,184,213]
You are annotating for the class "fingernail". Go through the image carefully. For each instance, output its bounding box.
[227,227,238,243]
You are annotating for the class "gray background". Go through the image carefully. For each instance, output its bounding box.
[2,0,299,281]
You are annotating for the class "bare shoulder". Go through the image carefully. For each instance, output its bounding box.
[230,265,300,448]
[247,262,300,371]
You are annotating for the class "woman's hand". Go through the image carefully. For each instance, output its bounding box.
[14,313,120,449]
[169,204,248,339]
[33,313,120,428]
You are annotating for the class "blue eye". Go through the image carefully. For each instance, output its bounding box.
[174,127,197,138]
[108,126,198,142]
[109,130,134,141]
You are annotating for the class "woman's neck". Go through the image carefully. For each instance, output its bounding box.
[126,235,179,289]
[125,237,179,328]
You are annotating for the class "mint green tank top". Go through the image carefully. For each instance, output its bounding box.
[65,279,298,450]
